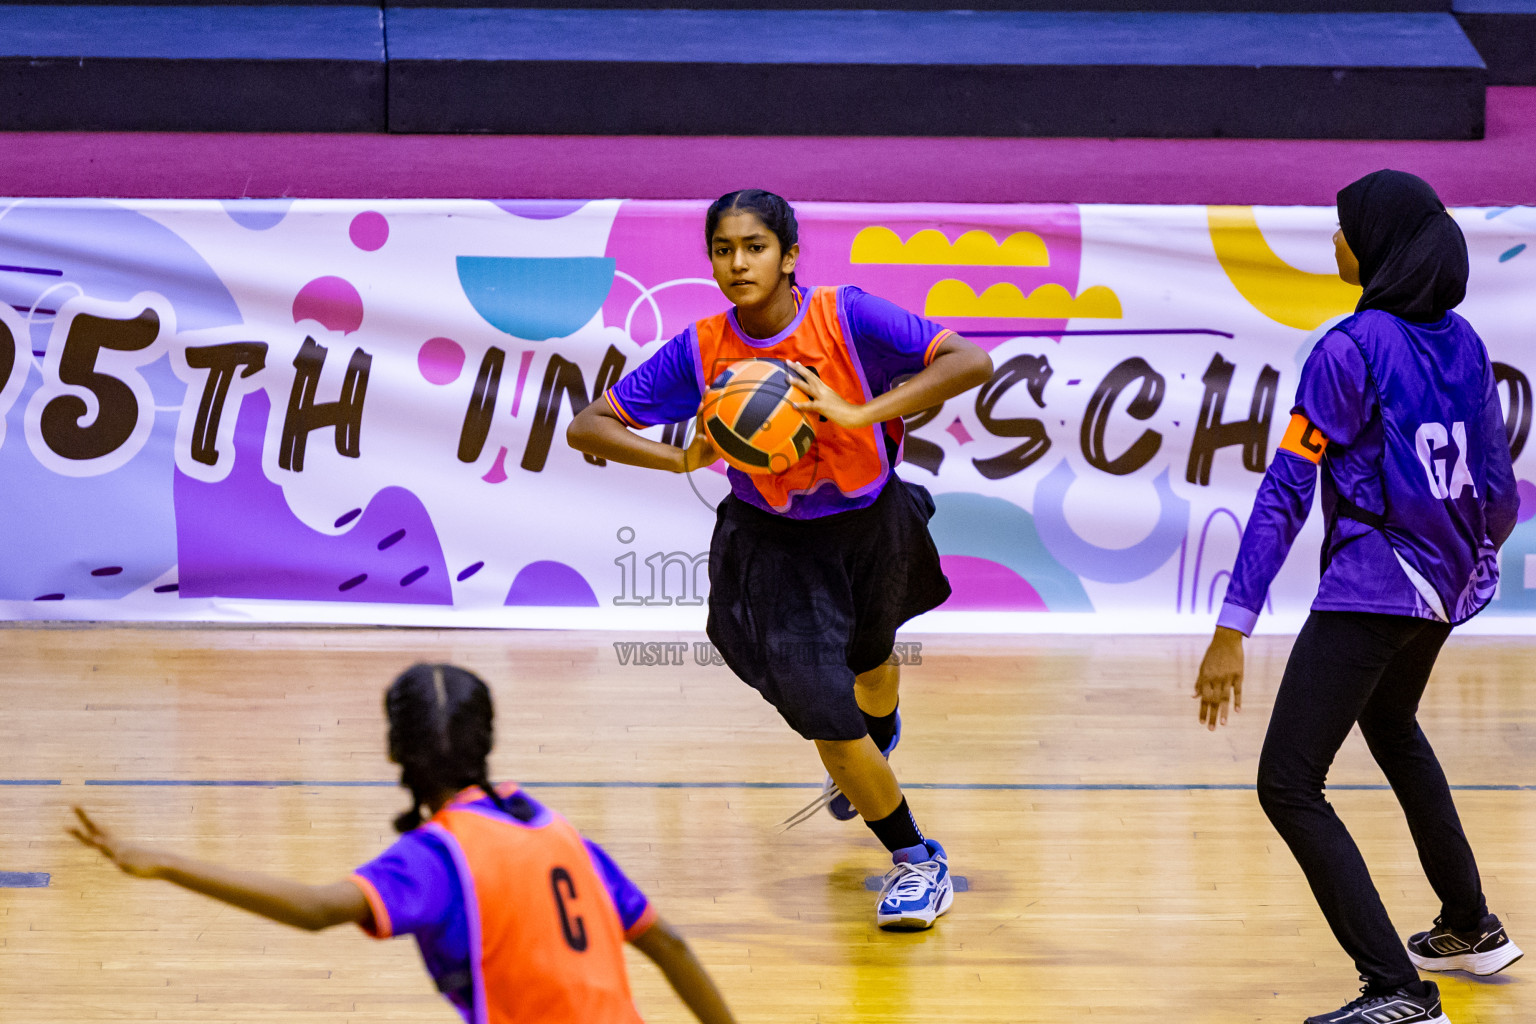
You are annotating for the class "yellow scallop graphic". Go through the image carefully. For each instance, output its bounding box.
[1208,206,1361,331]
[851,226,1049,266]
[924,280,1122,319]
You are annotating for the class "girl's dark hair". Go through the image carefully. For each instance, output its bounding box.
[385,663,513,832]
[705,189,799,288]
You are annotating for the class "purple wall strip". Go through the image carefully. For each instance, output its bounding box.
[2,88,1532,206]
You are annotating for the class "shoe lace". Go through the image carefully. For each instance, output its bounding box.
[882,859,940,902]
[1339,977,1421,1014]
[1339,986,1377,1012]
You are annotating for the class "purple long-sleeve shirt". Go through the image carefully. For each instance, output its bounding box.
[1218,325,1518,635]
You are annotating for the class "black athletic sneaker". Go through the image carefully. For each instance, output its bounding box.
[1304,980,1449,1024]
[1408,913,1524,976]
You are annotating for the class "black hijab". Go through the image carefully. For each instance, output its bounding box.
[1337,169,1468,323]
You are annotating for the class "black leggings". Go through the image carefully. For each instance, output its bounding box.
[1257,610,1487,989]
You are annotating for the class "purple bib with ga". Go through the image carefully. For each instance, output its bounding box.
[1332,309,1500,624]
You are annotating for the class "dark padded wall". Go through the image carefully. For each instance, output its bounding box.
[0,7,385,130]
[0,4,1497,136]
[385,9,1486,138]
[0,59,384,129]
[385,1,1451,9]
[390,61,1484,137]
[1455,3,1536,84]
[0,1,1454,8]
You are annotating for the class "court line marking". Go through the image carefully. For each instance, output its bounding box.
[0,872,50,888]
[81,780,396,787]
[56,780,1536,791]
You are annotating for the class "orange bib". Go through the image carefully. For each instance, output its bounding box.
[431,798,642,1024]
[695,286,888,511]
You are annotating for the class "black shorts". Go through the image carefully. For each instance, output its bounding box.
[704,477,951,741]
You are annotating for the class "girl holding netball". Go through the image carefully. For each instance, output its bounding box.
[568,189,992,930]
[72,663,738,1024]
[1196,170,1521,1024]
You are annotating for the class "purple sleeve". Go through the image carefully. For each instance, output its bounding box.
[1217,450,1318,635]
[1481,360,1520,549]
[841,286,954,394]
[603,329,703,428]
[1293,331,1373,446]
[583,838,654,938]
[352,830,459,940]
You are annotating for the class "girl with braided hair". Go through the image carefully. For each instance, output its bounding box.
[71,663,738,1024]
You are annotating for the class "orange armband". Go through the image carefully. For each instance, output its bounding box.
[1278,413,1328,464]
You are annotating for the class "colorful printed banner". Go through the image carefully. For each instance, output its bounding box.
[2,198,1533,633]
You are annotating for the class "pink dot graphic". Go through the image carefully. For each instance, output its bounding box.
[293,276,364,335]
[349,211,389,251]
[418,337,466,386]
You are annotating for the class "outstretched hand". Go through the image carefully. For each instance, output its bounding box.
[70,807,164,878]
[70,806,369,930]
[1194,627,1245,731]
[785,360,869,430]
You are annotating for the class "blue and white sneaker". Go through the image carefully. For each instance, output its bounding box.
[876,839,953,931]
[824,711,902,821]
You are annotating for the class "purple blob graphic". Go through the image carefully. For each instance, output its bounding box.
[174,392,453,606]
[418,337,465,386]
[401,566,429,586]
[91,566,123,577]
[34,593,65,601]
[1518,480,1536,524]
[505,561,598,607]
[222,199,294,231]
[379,529,406,550]
[457,561,485,582]
[292,276,364,336]
[349,211,389,252]
[493,200,588,221]
[154,583,179,593]
[938,555,1048,611]
[334,508,362,528]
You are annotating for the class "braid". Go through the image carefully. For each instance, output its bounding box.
[393,789,426,834]
[478,777,514,817]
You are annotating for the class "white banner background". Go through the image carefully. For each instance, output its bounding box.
[1,198,1532,633]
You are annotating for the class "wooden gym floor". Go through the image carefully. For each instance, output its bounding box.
[1,624,1530,1023]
